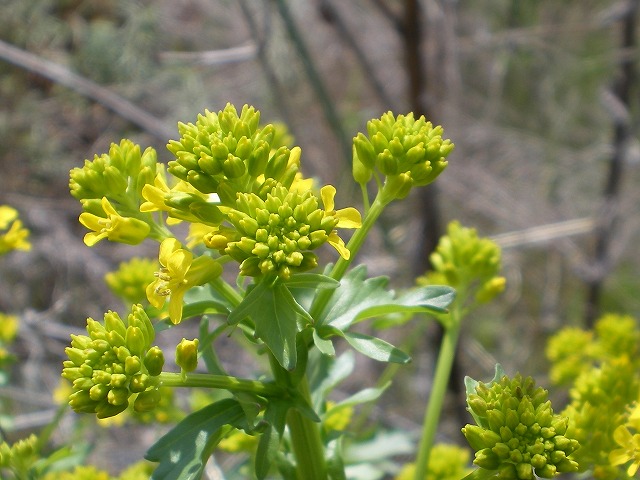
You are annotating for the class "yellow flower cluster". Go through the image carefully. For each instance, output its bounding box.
[0,205,30,255]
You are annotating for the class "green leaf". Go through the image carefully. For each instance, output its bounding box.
[326,437,347,480]
[255,400,289,480]
[328,381,391,411]
[312,328,335,357]
[285,273,340,289]
[198,317,228,375]
[354,286,455,325]
[146,398,246,480]
[318,266,455,330]
[464,363,506,398]
[319,266,392,329]
[228,281,308,370]
[308,350,355,409]
[461,468,500,480]
[464,363,506,427]
[323,327,411,364]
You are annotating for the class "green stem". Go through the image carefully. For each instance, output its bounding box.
[268,353,328,480]
[413,303,462,480]
[286,378,327,480]
[210,276,244,307]
[158,372,283,397]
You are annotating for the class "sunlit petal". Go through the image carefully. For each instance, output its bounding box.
[320,185,336,212]
[327,232,350,260]
[335,207,362,229]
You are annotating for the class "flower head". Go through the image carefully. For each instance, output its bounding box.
[352,111,454,201]
[105,257,158,305]
[0,205,31,254]
[419,221,505,305]
[146,238,222,323]
[62,305,164,419]
[204,184,361,280]
[167,104,299,201]
[69,140,159,202]
[462,373,580,479]
[79,197,150,246]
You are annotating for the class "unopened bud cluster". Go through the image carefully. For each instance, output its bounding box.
[70,140,161,246]
[421,221,505,304]
[462,374,579,479]
[62,304,165,418]
[205,185,339,279]
[353,111,454,200]
[167,103,300,202]
[0,434,38,473]
[105,257,158,305]
[70,139,159,204]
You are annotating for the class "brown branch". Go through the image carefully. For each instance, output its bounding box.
[584,0,638,326]
[0,39,175,141]
[317,0,398,109]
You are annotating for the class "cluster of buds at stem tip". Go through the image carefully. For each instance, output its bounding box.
[421,221,506,305]
[352,111,454,202]
[62,304,165,419]
[166,103,300,204]
[204,184,360,280]
[69,139,159,204]
[462,373,580,479]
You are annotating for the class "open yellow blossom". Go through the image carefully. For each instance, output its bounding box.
[320,185,362,260]
[0,206,31,254]
[79,197,150,246]
[610,424,640,476]
[146,238,222,323]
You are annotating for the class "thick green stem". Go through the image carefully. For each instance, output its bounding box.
[268,353,328,480]
[413,303,462,480]
[157,372,283,397]
[286,378,328,480]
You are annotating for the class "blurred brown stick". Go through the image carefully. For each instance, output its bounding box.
[0,39,175,141]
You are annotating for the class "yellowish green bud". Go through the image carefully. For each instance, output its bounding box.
[134,387,161,413]
[176,338,199,373]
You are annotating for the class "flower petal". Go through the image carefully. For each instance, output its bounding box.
[84,231,107,247]
[159,238,182,266]
[614,425,634,448]
[167,249,193,277]
[101,197,118,216]
[610,448,631,467]
[327,231,350,260]
[79,212,103,232]
[335,207,362,229]
[321,185,336,212]
[146,280,165,309]
[168,290,186,324]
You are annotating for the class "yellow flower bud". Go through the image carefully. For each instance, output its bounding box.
[176,338,199,373]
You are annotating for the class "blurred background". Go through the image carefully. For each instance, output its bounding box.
[1,0,639,475]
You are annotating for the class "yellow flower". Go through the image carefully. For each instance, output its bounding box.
[146,238,222,323]
[79,197,150,246]
[0,206,18,229]
[320,185,362,260]
[0,205,31,254]
[0,313,18,343]
[610,424,640,476]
